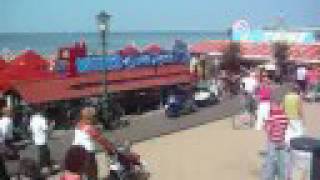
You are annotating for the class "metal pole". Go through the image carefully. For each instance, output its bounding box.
[102,29,107,94]
[101,24,109,125]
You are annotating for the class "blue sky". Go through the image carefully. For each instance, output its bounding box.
[1,0,319,32]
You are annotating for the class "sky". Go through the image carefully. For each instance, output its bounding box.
[1,0,319,33]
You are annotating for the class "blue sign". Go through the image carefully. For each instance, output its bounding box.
[232,29,316,43]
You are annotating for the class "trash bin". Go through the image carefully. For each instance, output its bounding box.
[290,137,320,180]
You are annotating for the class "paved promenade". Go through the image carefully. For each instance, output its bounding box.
[132,101,320,180]
[6,84,292,179]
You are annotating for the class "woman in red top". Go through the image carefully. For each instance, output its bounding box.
[62,107,117,179]
[255,72,272,130]
[61,107,143,180]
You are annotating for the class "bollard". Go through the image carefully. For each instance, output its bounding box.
[290,137,320,180]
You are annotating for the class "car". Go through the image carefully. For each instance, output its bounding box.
[165,87,198,118]
[194,80,219,106]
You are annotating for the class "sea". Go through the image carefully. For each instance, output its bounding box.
[0,31,228,55]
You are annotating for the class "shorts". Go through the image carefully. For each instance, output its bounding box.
[297,80,306,92]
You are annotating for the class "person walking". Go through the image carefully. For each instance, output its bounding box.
[261,102,289,180]
[255,73,272,130]
[0,107,13,180]
[0,154,9,180]
[296,65,307,95]
[306,65,319,101]
[60,145,85,180]
[71,107,100,179]
[29,105,52,175]
[241,71,258,96]
[241,71,258,118]
[283,85,305,145]
[70,107,142,179]
[0,107,13,148]
[282,85,308,179]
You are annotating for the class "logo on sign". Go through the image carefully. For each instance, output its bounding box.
[232,19,251,32]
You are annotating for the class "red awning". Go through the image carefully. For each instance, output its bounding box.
[190,40,230,54]
[288,44,320,62]
[0,65,56,80]
[240,42,272,59]
[13,74,196,104]
[142,44,161,54]
[0,65,58,92]
[10,50,49,69]
[0,80,10,92]
[0,64,189,94]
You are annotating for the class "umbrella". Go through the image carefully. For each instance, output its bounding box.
[143,44,161,55]
[120,44,140,56]
[10,50,49,69]
[0,65,57,81]
[0,56,6,69]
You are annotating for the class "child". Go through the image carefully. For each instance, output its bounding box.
[261,102,289,180]
[60,146,85,180]
[18,157,40,180]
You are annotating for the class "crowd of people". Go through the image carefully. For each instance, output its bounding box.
[0,105,58,179]
[240,64,320,180]
[0,62,319,179]
[0,104,142,179]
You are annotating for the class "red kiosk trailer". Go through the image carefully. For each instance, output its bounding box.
[1,41,197,128]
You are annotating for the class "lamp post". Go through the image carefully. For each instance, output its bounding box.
[96,11,111,126]
[96,10,111,94]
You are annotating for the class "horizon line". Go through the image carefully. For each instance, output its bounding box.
[0,29,228,34]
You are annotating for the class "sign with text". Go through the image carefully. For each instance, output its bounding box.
[233,29,316,43]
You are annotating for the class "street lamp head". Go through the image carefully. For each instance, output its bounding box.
[96,11,111,31]
[99,24,107,31]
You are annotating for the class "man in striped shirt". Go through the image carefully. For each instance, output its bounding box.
[261,103,289,180]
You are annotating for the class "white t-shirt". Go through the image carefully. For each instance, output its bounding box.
[29,114,48,145]
[0,116,13,143]
[241,76,257,94]
[296,67,306,81]
[72,126,95,152]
